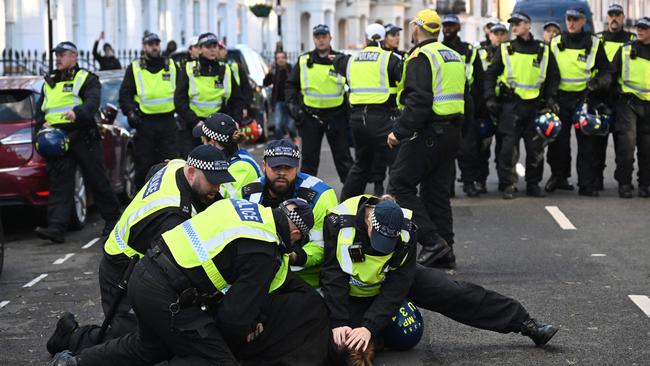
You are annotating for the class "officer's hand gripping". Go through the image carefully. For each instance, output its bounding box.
[332,326,352,347]
[345,326,372,351]
[387,132,400,149]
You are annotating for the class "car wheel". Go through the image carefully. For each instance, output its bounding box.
[68,167,87,231]
[119,148,136,204]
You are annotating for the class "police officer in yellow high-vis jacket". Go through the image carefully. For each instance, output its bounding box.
[119,33,178,189]
[332,23,403,200]
[285,24,354,183]
[34,42,121,244]
[546,7,611,196]
[53,199,330,365]
[321,195,558,363]
[46,145,234,356]
[611,17,650,198]
[175,32,245,159]
[485,12,560,199]
[386,9,464,270]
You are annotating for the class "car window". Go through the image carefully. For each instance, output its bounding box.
[0,90,34,123]
[101,79,122,107]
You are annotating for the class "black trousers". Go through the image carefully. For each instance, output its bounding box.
[68,255,138,353]
[575,128,601,189]
[497,98,545,186]
[298,108,353,183]
[615,96,650,187]
[458,98,482,184]
[134,116,178,189]
[546,91,583,180]
[77,256,329,366]
[340,107,397,200]
[176,119,202,161]
[46,133,121,231]
[388,122,461,246]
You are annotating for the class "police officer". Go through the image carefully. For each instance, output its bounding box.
[485,12,560,199]
[476,22,508,193]
[175,32,245,159]
[386,9,464,269]
[192,112,261,198]
[382,23,405,57]
[546,7,611,196]
[479,20,498,48]
[217,40,254,121]
[594,4,637,190]
[543,22,562,44]
[34,42,121,244]
[334,24,402,200]
[241,139,339,288]
[46,145,233,355]
[322,195,558,363]
[611,17,650,198]
[119,33,178,189]
[285,24,354,182]
[51,199,329,365]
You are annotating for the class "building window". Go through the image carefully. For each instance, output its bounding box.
[142,0,151,35]
[158,0,167,36]
[192,0,200,37]
[72,0,85,46]
[4,0,16,49]
[117,0,126,48]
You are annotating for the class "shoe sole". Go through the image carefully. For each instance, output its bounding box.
[417,247,452,267]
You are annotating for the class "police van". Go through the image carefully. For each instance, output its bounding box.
[513,0,595,39]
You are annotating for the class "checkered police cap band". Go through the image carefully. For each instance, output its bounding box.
[187,157,230,171]
[263,146,301,160]
[371,210,400,238]
[281,203,310,236]
[202,123,231,143]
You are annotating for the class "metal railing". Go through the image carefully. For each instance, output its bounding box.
[0,49,143,76]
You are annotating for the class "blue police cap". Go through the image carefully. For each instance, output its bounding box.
[263,139,301,168]
[313,24,330,36]
[370,200,405,254]
[565,7,586,18]
[187,145,235,185]
[636,17,650,29]
[192,113,238,142]
[442,14,460,25]
[508,12,531,23]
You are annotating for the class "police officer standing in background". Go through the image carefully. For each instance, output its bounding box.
[546,7,611,196]
[387,9,465,269]
[119,33,178,189]
[594,4,636,191]
[218,40,254,121]
[486,12,560,199]
[175,32,244,158]
[441,13,485,197]
[543,22,562,44]
[611,17,650,198]
[335,23,403,200]
[285,24,354,183]
[34,42,121,244]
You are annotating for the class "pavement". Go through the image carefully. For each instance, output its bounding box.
[1,136,650,365]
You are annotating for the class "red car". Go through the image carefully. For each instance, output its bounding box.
[0,71,135,229]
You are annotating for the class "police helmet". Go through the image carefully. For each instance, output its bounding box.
[383,299,424,351]
[534,111,562,141]
[573,103,608,136]
[35,128,70,159]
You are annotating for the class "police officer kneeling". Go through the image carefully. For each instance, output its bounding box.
[46,145,232,356]
[50,198,330,365]
[321,195,559,365]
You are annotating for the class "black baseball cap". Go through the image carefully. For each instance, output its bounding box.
[142,33,161,43]
[279,198,314,237]
[384,23,403,34]
[52,42,78,54]
[636,17,650,29]
[490,23,507,33]
[442,14,460,25]
[369,200,405,254]
[192,113,238,142]
[186,145,235,185]
[543,21,561,30]
[313,24,330,36]
[198,32,220,46]
[607,4,624,15]
[508,12,531,23]
[263,139,301,168]
[565,7,586,19]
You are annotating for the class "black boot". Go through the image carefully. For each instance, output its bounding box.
[373,181,385,197]
[545,176,574,192]
[48,351,78,366]
[428,249,457,269]
[463,182,480,197]
[596,176,604,191]
[47,312,78,355]
[521,318,558,346]
[578,186,599,197]
[35,226,65,244]
[526,184,546,197]
[618,184,633,199]
[502,185,516,199]
[417,237,451,267]
[639,186,650,198]
[474,181,487,194]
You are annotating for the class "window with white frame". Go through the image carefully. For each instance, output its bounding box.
[4,0,16,49]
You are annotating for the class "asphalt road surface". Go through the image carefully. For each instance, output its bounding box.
[1,136,649,365]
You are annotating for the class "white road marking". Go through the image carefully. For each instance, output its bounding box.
[629,295,650,318]
[53,253,75,265]
[82,237,100,249]
[591,254,607,257]
[516,163,526,177]
[545,206,576,230]
[23,273,48,288]
[0,300,9,309]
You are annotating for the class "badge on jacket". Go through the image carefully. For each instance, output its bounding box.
[62,84,74,92]
[162,73,171,81]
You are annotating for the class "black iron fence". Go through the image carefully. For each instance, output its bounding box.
[1,49,143,76]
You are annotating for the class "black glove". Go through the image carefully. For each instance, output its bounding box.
[486,97,499,116]
[127,111,142,129]
[287,103,304,125]
[545,98,560,115]
[587,78,601,92]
